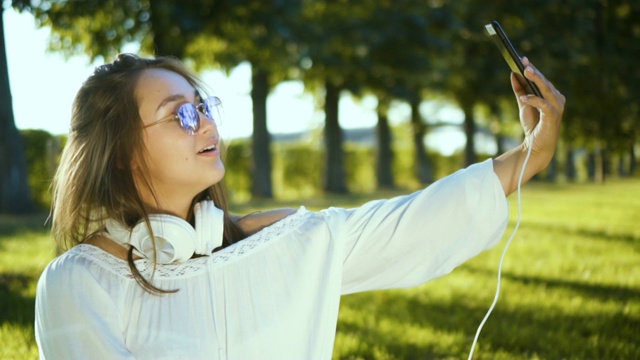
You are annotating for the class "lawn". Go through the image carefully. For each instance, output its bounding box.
[1,179,638,359]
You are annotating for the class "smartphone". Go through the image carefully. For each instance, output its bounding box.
[485,20,543,98]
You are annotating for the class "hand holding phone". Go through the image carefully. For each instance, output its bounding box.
[485,20,543,98]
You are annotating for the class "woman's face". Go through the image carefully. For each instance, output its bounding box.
[134,68,224,216]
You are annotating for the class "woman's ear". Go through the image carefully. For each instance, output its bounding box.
[127,150,143,171]
[128,156,139,170]
[115,154,127,169]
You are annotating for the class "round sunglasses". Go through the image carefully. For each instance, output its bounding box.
[144,96,223,135]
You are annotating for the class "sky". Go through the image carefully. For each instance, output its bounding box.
[4,8,477,155]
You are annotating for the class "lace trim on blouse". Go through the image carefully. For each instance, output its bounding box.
[74,207,310,279]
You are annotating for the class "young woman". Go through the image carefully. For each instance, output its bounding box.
[35,53,564,359]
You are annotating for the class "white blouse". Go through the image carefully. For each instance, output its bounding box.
[35,159,509,360]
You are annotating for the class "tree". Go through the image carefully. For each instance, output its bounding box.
[296,0,367,194]
[322,80,348,193]
[0,6,35,214]
[299,0,452,190]
[375,98,394,189]
[438,1,521,167]
[188,0,303,198]
[360,1,452,186]
[408,89,433,183]
[520,0,640,181]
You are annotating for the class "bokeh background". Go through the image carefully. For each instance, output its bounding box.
[0,0,638,359]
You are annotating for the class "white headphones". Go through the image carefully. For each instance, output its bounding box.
[104,201,224,264]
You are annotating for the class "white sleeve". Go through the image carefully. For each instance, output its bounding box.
[35,253,134,359]
[325,159,509,295]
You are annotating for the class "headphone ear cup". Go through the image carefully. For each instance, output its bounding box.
[105,216,198,263]
[131,215,198,263]
[104,202,223,263]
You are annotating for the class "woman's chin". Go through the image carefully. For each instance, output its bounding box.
[205,171,226,189]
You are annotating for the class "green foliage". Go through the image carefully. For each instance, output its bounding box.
[15,0,152,61]
[275,142,323,199]
[343,144,376,194]
[20,130,64,211]
[186,0,303,80]
[14,0,639,187]
[222,139,253,203]
[296,0,453,99]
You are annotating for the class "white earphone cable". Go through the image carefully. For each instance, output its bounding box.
[467,141,534,360]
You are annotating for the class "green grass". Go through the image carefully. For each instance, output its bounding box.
[1,180,639,359]
[333,179,640,359]
[0,214,53,360]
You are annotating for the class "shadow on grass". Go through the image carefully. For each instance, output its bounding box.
[336,318,435,359]
[337,282,639,359]
[465,266,640,304]
[0,213,50,238]
[0,272,36,326]
[0,214,47,330]
[0,273,38,358]
[523,220,639,247]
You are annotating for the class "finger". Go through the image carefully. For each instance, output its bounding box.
[510,72,527,98]
[525,65,566,108]
[510,72,533,110]
[522,57,543,80]
[510,71,542,111]
[519,94,560,121]
[522,57,560,93]
[520,57,565,121]
[523,66,564,108]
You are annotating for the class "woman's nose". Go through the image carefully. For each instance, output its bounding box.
[198,111,218,135]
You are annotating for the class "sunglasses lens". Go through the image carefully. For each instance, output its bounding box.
[204,97,223,126]
[177,103,199,135]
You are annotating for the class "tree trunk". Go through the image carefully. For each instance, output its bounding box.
[630,143,637,176]
[250,67,273,198]
[490,102,505,155]
[587,151,595,181]
[595,1,612,183]
[0,11,34,214]
[617,155,626,177]
[565,147,577,182]
[461,101,477,167]
[587,150,603,182]
[375,99,394,190]
[601,147,611,181]
[323,81,347,194]
[546,154,557,182]
[409,93,432,183]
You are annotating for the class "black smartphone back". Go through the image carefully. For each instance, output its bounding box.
[485,20,543,98]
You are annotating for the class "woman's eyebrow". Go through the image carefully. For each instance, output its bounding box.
[156,94,186,113]
[156,91,200,113]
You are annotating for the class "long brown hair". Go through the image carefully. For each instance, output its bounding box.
[50,53,245,293]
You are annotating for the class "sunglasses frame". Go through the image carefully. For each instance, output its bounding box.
[143,96,223,135]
